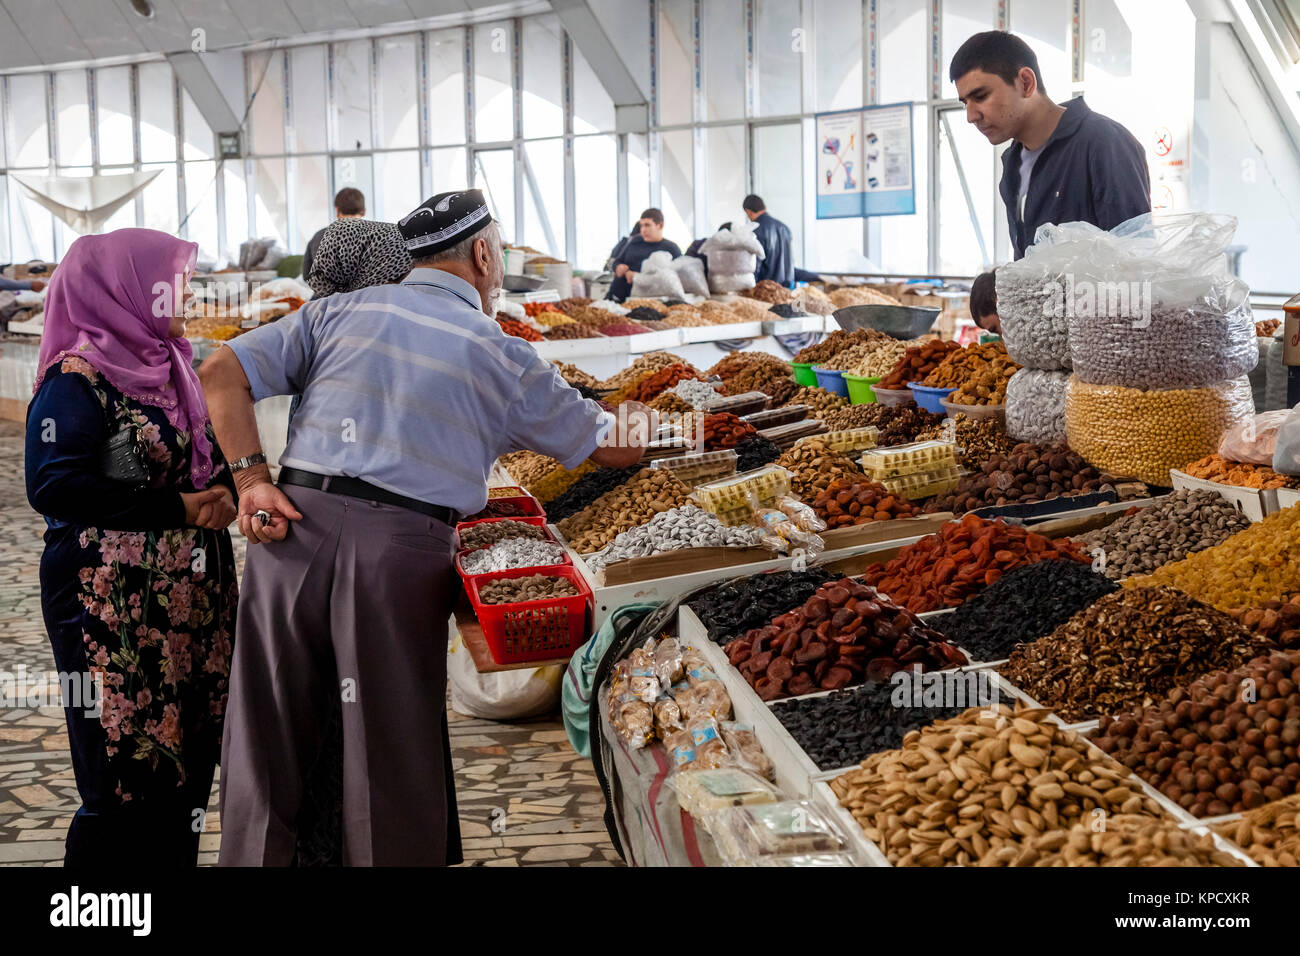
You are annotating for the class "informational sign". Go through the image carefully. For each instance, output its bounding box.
[1149,122,1189,212]
[815,103,915,219]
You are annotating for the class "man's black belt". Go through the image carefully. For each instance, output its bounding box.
[279,467,459,526]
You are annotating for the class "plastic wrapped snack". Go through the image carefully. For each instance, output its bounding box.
[1005,368,1070,445]
[627,646,660,702]
[664,727,698,770]
[668,768,779,818]
[692,465,793,519]
[720,722,775,780]
[675,681,733,722]
[814,426,880,455]
[1065,376,1255,486]
[860,440,958,479]
[708,800,852,866]
[653,696,684,738]
[609,693,654,750]
[654,637,685,687]
[687,714,730,770]
[1218,410,1289,465]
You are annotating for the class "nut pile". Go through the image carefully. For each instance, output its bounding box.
[545,322,605,340]
[1094,650,1300,817]
[827,286,903,308]
[458,519,550,552]
[1228,597,1300,649]
[1216,793,1300,866]
[923,341,1020,404]
[952,414,1016,468]
[723,577,967,700]
[478,573,579,605]
[763,377,804,406]
[815,341,884,373]
[556,467,692,553]
[460,537,568,575]
[742,278,796,304]
[1064,377,1255,486]
[830,706,1168,867]
[995,267,1073,370]
[1183,454,1300,490]
[650,391,693,415]
[792,329,888,366]
[600,352,685,391]
[500,450,560,489]
[812,477,921,528]
[772,677,1004,771]
[862,514,1090,613]
[689,569,833,645]
[1005,368,1070,445]
[776,440,870,502]
[925,442,1121,515]
[995,815,1242,867]
[846,340,910,379]
[878,339,962,390]
[1001,586,1273,722]
[1127,503,1300,611]
[585,504,767,571]
[552,362,600,390]
[932,559,1119,663]
[1074,490,1253,581]
[781,386,849,416]
[544,466,641,524]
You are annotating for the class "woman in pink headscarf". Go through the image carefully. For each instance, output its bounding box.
[25,228,238,867]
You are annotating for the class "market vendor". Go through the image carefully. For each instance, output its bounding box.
[950,31,1150,259]
[970,270,1001,335]
[199,188,652,866]
[744,195,794,288]
[607,207,681,302]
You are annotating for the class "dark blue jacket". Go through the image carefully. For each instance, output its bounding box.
[1000,97,1151,260]
[752,212,794,287]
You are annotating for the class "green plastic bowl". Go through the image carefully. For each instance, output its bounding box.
[791,362,818,387]
[843,373,881,405]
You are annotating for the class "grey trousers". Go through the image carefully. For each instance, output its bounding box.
[217,484,462,866]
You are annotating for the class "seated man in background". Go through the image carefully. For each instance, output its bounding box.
[607,208,681,302]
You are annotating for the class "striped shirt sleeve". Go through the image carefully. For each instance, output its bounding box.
[224,306,317,402]
[506,350,606,469]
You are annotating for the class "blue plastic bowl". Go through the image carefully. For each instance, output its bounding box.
[908,381,956,414]
[812,366,850,398]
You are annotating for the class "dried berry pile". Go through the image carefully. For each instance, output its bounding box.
[1001,586,1275,722]
[688,569,833,645]
[811,478,920,528]
[733,435,783,472]
[929,559,1118,663]
[723,577,967,700]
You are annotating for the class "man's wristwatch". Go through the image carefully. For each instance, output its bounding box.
[229,453,267,473]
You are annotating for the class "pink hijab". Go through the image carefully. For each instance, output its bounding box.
[34,228,216,488]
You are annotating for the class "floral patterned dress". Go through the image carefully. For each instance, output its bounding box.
[26,356,237,862]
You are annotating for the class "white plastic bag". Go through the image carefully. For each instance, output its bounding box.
[671,255,710,296]
[447,629,563,720]
[630,250,686,299]
[1005,368,1070,445]
[709,272,757,294]
[1218,410,1290,465]
[1272,404,1300,476]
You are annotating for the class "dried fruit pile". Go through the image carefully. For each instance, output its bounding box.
[877,339,962,389]
[862,514,1090,612]
[626,363,701,403]
[688,569,833,645]
[723,577,966,700]
[701,412,757,451]
[1182,454,1300,490]
[811,477,920,528]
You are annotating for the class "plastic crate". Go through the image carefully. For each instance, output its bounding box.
[454,515,551,553]
[465,492,546,521]
[464,566,592,664]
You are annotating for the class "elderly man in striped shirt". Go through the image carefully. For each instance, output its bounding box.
[199,190,649,866]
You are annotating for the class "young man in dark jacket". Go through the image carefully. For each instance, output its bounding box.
[950,31,1151,259]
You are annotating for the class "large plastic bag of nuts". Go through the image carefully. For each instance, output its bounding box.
[629,250,687,299]
[670,254,710,296]
[701,222,765,294]
[1005,368,1069,444]
[1272,403,1300,475]
[1064,375,1256,486]
[1060,213,1258,390]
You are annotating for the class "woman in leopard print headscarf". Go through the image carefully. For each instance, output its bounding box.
[306,218,412,298]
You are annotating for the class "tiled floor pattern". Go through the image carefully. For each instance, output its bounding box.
[0,420,620,866]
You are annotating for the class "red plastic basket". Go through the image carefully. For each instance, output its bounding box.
[467,490,546,521]
[464,566,592,664]
[454,515,551,553]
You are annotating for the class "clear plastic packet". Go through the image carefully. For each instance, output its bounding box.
[755,501,826,558]
[627,645,660,703]
[1219,410,1290,465]
[666,767,780,819]
[774,495,827,533]
[707,800,852,866]
[680,647,717,685]
[687,713,730,769]
[720,721,775,781]
[1274,404,1300,475]
[675,681,733,722]
[609,693,654,750]
[653,696,684,738]
[663,727,697,770]
[654,637,684,688]
[608,659,631,698]
[756,853,858,867]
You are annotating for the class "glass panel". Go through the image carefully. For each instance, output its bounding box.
[756,0,801,117]
[9,178,53,261]
[810,217,864,271]
[473,148,515,243]
[574,134,617,269]
[752,123,803,266]
[332,155,373,216]
[942,0,997,93]
[223,163,249,260]
[429,146,469,192]
[96,67,134,166]
[937,108,996,274]
[55,71,92,166]
[141,162,179,235]
[880,0,927,104]
[290,45,328,154]
[658,129,694,243]
[8,73,50,167]
[658,0,694,126]
[878,104,929,274]
[374,150,421,224]
[184,160,220,261]
[252,158,287,246]
[702,0,745,121]
[333,40,373,152]
[814,0,862,111]
[473,21,514,142]
[705,125,746,235]
[523,15,563,138]
[1012,0,1070,100]
[248,50,285,155]
[292,155,331,252]
[573,38,615,134]
[522,139,565,257]
[628,133,650,225]
[378,34,419,149]
[138,63,176,163]
[182,89,213,161]
[101,165,138,233]
[428,28,467,146]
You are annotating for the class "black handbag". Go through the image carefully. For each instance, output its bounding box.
[98,422,151,487]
